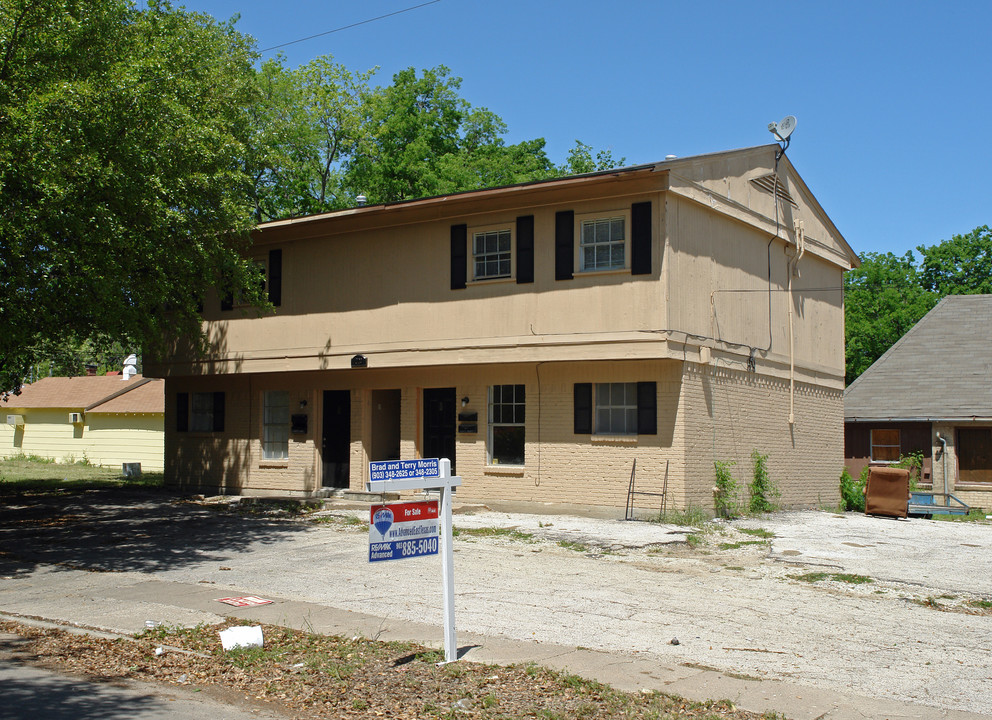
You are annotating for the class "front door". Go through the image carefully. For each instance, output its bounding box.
[423,388,456,473]
[322,390,351,488]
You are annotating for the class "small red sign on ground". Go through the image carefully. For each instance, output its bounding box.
[215,595,273,607]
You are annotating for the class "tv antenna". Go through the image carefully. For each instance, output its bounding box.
[767,115,797,158]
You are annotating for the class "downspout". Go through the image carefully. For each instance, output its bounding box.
[937,433,948,501]
[787,220,806,425]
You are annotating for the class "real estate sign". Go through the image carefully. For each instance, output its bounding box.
[368,500,439,563]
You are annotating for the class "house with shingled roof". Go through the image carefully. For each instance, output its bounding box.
[1,374,164,471]
[845,294,992,510]
[147,144,859,511]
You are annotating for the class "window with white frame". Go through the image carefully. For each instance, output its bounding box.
[595,383,637,435]
[190,392,217,432]
[473,228,512,280]
[870,429,900,462]
[580,216,625,271]
[263,390,290,460]
[489,384,525,465]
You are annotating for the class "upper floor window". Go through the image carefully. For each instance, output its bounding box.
[870,429,900,462]
[263,390,290,460]
[579,215,626,271]
[473,228,512,280]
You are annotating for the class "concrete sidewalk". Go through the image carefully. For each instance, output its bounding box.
[1,570,986,720]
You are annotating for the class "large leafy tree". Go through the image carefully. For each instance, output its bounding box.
[345,66,557,203]
[917,225,992,296]
[844,251,937,385]
[0,0,265,393]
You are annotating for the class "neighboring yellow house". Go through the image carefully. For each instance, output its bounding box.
[147,145,859,511]
[1,375,164,471]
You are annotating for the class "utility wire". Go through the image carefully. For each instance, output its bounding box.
[259,0,442,53]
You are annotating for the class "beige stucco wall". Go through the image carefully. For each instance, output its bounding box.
[0,409,164,470]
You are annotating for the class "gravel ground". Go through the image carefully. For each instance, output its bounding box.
[3,491,990,716]
[155,505,992,716]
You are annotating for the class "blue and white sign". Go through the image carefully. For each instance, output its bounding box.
[368,501,439,563]
[369,458,440,482]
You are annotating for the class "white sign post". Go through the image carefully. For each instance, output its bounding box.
[366,457,461,664]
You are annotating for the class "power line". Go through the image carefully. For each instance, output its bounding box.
[259,0,442,53]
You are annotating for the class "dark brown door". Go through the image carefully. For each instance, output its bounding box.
[423,388,456,473]
[322,390,351,488]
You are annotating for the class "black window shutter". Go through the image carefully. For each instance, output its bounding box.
[555,210,574,280]
[268,248,282,306]
[631,201,652,275]
[573,383,592,434]
[176,393,189,432]
[516,215,534,284]
[450,224,467,290]
[212,392,225,433]
[637,382,657,435]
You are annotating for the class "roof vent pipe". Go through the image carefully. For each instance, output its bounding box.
[665,155,677,161]
[123,354,138,381]
[356,194,367,207]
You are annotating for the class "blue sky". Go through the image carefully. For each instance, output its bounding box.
[182,0,991,258]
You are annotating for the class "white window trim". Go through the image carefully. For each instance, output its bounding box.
[488,384,525,467]
[469,223,514,282]
[593,382,638,437]
[262,390,290,461]
[575,209,631,274]
[869,428,901,463]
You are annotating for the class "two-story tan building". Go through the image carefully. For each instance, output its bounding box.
[147,144,858,512]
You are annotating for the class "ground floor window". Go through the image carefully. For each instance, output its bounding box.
[489,384,524,465]
[176,391,225,433]
[573,382,656,436]
[958,427,992,484]
[870,429,900,462]
[263,390,290,460]
[595,383,638,435]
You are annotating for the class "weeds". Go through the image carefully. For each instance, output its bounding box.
[655,506,709,527]
[718,540,769,550]
[788,572,873,585]
[739,527,775,538]
[557,540,589,553]
[713,460,738,518]
[839,467,866,512]
[452,527,534,542]
[748,450,779,513]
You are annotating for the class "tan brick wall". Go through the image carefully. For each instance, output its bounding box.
[166,359,844,509]
[680,363,843,511]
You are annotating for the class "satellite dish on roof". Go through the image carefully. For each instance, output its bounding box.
[768,115,797,142]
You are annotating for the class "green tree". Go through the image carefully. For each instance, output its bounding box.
[558,140,626,175]
[844,251,937,385]
[248,54,375,220]
[344,66,556,203]
[917,225,992,296]
[0,0,265,393]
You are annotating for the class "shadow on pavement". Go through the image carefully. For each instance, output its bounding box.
[0,489,310,578]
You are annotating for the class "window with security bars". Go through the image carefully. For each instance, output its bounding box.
[473,229,512,279]
[263,390,290,460]
[489,384,525,465]
[870,429,900,462]
[595,383,637,435]
[580,217,625,271]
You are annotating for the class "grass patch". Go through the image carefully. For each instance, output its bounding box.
[718,540,769,550]
[738,527,775,538]
[557,540,590,552]
[0,456,163,495]
[654,506,709,527]
[788,571,873,585]
[969,599,992,609]
[933,509,989,523]
[452,526,534,542]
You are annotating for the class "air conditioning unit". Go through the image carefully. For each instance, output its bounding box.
[6,414,24,426]
[69,412,84,424]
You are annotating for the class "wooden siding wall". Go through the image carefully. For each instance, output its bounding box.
[0,409,164,470]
